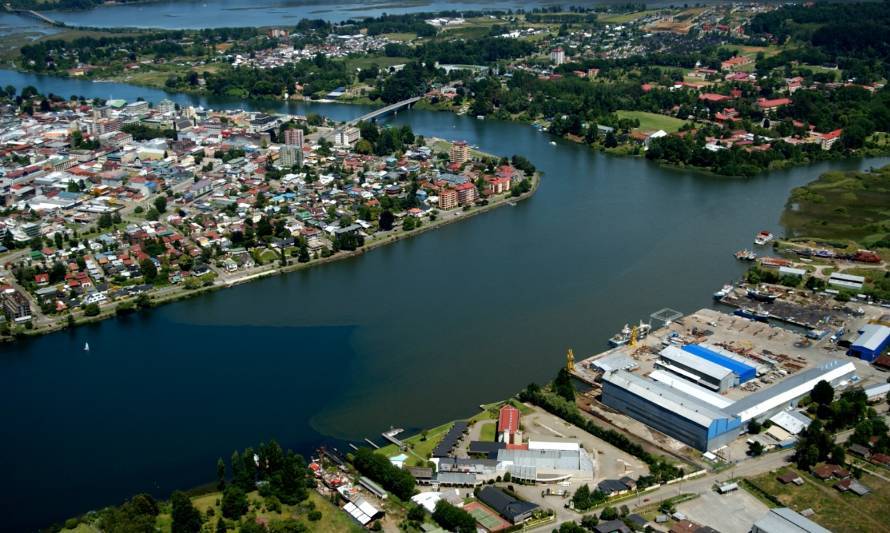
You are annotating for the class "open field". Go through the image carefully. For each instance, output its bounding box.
[725,44,784,59]
[342,55,410,71]
[380,32,417,42]
[598,10,657,24]
[781,165,890,245]
[479,421,496,441]
[745,467,890,533]
[616,110,687,133]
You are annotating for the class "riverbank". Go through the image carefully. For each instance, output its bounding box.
[4,166,541,343]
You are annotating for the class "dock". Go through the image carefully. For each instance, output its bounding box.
[363,438,379,449]
[381,427,406,449]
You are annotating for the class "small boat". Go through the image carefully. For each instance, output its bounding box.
[84,342,90,352]
[746,286,779,303]
[608,321,652,347]
[549,141,557,146]
[713,284,733,300]
[735,307,770,322]
[754,231,774,246]
[735,249,757,261]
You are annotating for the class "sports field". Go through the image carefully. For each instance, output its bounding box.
[463,501,511,531]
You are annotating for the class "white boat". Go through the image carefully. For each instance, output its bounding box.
[608,321,652,347]
[84,342,90,352]
[754,231,774,246]
[713,284,733,300]
[549,141,557,146]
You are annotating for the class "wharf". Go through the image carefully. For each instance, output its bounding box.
[717,286,846,330]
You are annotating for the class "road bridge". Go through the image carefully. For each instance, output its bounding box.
[348,96,422,125]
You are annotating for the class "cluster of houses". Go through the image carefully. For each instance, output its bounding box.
[0,94,530,327]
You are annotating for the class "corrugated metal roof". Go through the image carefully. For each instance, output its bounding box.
[853,324,890,352]
[648,369,735,408]
[602,370,734,427]
[660,345,734,381]
[730,360,856,422]
[752,508,831,533]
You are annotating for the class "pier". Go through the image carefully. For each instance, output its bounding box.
[4,7,63,27]
[381,427,406,450]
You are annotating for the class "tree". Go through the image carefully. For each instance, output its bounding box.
[84,303,100,316]
[378,210,394,231]
[554,367,575,402]
[831,444,846,465]
[600,506,618,521]
[217,458,226,491]
[812,380,835,406]
[407,505,426,523]
[220,485,248,519]
[140,259,158,282]
[748,420,762,434]
[170,491,202,533]
[432,500,475,533]
[154,195,168,213]
[748,441,764,456]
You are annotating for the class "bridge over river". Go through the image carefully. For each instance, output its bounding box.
[347,96,422,125]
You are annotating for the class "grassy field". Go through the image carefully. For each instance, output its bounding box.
[342,55,410,71]
[61,490,362,533]
[781,165,890,245]
[724,44,784,59]
[381,32,417,42]
[479,421,496,441]
[746,467,890,533]
[598,10,657,24]
[616,110,687,133]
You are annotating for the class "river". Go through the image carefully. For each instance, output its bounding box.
[37,0,684,29]
[1,69,888,531]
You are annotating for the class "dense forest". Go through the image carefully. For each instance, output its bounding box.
[748,2,890,82]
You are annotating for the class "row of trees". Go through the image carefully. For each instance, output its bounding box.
[351,447,416,500]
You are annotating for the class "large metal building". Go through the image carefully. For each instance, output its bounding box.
[848,324,890,362]
[657,345,737,392]
[681,344,757,383]
[728,360,856,423]
[601,370,742,451]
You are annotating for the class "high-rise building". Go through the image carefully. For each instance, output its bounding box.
[334,127,360,147]
[279,145,302,168]
[550,47,565,66]
[438,188,458,210]
[450,140,470,164]
[284,128,304,147]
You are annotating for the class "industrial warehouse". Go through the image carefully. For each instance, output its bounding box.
[575,307,886,452]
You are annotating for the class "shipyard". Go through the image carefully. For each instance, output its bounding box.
[573,299,890,457]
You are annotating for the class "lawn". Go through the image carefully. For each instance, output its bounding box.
[342,55,411,72]
[381,32,417,42]
[479,421,496,441]
[745,467,890,533]
[616,110,687,133]
[598,10,657,24]
[188,489,362,532]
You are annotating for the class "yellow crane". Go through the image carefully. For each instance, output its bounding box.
[629,325,639,347]
[566,348,575,372]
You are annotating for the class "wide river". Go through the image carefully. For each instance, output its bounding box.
[1,69,888,530]
[38,0,685,29]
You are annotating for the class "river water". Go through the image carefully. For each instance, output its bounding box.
[1,68,888,530]
[37,0,685,29]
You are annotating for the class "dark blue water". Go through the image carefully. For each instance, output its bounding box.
[2,69,888,531]
[40,0,661,29]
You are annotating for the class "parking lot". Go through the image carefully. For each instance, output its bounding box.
[675,488,769,533]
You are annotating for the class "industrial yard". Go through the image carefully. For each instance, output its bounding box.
[572,301,890,457]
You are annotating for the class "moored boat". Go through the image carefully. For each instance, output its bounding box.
[608,321,652,347]
[754,231,774,246]
[735,307,770,322]
[713,284,734,300]
[746,285,779,303]
[735,249,757,261]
